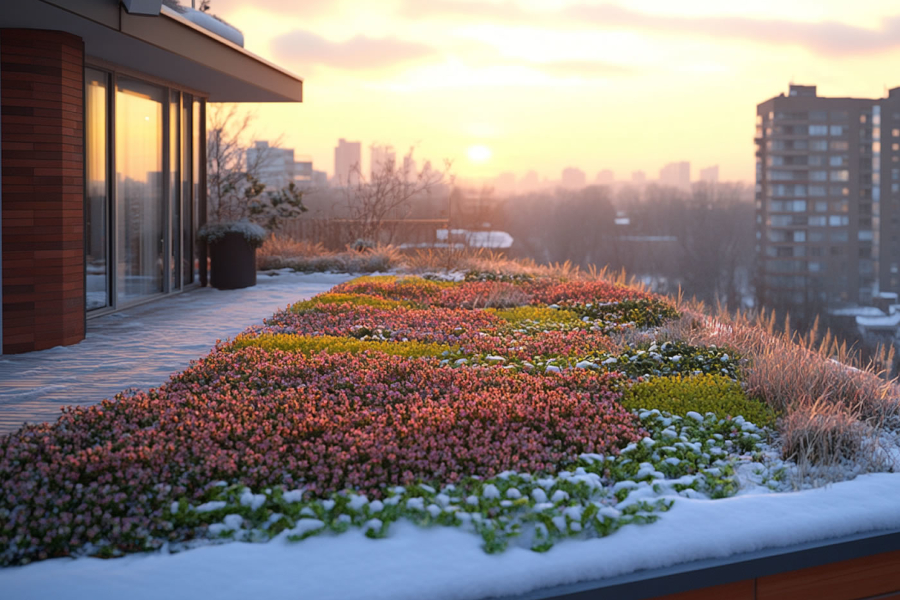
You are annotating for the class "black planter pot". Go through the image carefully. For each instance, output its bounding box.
[209,231,257,290]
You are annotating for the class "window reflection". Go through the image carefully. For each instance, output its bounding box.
[170,90,181,290]
[85,69,110,310]
[116,77,165,304]
[183,94,194,285]
[193,99,201,284]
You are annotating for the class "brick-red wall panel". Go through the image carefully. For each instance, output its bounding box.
[2,29,85,354]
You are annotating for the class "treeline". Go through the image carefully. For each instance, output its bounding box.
[495,182,755,310]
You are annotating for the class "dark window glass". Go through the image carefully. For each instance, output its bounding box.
[85,69,111,310]
[183,94,193,285]
[170,90,181,290]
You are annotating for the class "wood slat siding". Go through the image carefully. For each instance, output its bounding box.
[1,29,85,354]
[756,549,900,600]
[646,549,900,600]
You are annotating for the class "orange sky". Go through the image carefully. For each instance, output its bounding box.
[211,0,900,184]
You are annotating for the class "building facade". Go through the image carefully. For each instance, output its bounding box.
[700,165,719,184]
[334,138,361,186]
[561,167,586,189]
[247,141,316,190]
[0,0,302,353]
[755,84,900,313]
[659,161,691,189]
[370,145,395,179]
[247,141,296,191]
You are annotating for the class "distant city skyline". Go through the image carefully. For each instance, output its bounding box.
[334,138,361,185]
[207,1,900,184]
[281,135,731,191]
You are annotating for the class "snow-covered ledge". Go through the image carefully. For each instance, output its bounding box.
[2,473,900,599]
[179,7,244,47]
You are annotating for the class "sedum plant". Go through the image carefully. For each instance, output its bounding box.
[622,373,778,428]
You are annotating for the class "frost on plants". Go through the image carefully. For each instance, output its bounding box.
[0,272,782,567]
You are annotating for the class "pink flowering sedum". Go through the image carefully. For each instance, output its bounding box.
[0,350,641,564]
[0,274,679,565]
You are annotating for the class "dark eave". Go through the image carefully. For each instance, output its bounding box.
[1,0,303,102]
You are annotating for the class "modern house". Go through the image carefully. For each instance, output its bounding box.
[0,0,303,354]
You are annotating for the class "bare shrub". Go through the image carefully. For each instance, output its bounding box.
[401,247,627,282]
[667,306,899,423]
[654,303,900,473]
[341,146,452,245]
[258,235,325,261]
[778,398,888,484]
[781,399,866,464]
[610,308,706,348]
[467,284,531,309]
[257,236,402,273]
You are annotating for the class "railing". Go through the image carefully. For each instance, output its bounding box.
[275,218,449,250]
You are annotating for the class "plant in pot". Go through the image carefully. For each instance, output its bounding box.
[198,219,267,290]
[203,108,307,289]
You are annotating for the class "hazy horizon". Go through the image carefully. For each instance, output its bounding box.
[208,0,900,183]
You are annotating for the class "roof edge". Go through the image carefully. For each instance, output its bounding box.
[159,5,303,86]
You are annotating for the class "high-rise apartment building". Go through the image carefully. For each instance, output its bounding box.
[246,141,297,190]
[755,84,900,312]
[334,138,361,185]
[521,170,540,190]
[700,165,719,184]
[561,167,586,189]
[246,141,317,190]
[370,145,396,178]
[659,161,691,189]
[596,169,614,184]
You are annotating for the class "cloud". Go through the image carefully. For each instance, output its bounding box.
[476,56,633,78]
[528,59,632,77]
[398,1,900,57]
[400,0,531,21]
[564,5,900,57]
[207,0,335,18]
[271,30,437,70]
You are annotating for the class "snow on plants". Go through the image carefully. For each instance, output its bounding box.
[1,272,796,570]
[0,350,642,565]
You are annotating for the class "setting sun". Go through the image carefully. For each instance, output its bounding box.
[467,144,492,164]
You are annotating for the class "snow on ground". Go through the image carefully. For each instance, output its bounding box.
[2,473,900,600]
[0,271,355,433]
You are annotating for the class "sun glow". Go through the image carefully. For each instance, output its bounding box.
[467,145,493,163]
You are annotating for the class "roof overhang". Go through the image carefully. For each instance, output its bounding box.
[1,0,303,102]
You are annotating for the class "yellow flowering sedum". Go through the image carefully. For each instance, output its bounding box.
[623,374,777,428]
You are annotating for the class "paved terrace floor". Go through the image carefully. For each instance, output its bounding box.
[0,271,354,434]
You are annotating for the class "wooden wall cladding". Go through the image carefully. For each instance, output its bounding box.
[648,548,900,600]
[1,29,85,353]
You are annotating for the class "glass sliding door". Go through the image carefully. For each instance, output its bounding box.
[85,69,111,310]
[115,76,166,305]
[84,66,205,316]
[182,94,194,285]
[169,90,181,290]
[193,98,202,284]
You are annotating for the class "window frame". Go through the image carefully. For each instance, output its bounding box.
[84,60,208,318]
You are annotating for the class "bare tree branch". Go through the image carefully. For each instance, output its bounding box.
[206,104,303,229]
[340,144,453,244]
